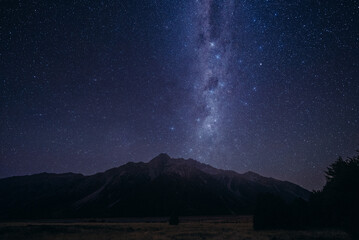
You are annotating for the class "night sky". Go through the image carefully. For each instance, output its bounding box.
[1,0,358,190]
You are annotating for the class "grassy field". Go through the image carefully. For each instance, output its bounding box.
[0,216,351,240]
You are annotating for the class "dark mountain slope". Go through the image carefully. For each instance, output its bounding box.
[0,154,310,219]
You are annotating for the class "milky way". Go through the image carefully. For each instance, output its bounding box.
[190,0,235,163]
[1,0,358,190]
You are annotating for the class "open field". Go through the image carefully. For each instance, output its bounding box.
[0,216,351,240]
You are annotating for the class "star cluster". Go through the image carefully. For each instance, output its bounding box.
[1,0,358,190]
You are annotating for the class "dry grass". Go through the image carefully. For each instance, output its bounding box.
[0,217,351,240]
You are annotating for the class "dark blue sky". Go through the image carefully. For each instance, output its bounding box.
[1,0,358,190]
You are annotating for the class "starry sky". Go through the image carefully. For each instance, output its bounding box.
[1,0,358,190]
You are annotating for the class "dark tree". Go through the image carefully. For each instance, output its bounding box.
[319,154,359,237]
[254,152,359,237]
[287,197,309,229]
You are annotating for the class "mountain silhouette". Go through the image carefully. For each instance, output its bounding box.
[0,154,310,219]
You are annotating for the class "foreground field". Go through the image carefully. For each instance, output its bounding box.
[0,217,351,240]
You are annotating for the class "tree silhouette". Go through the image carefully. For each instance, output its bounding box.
[254,151,359,237]
[319,154,359,237]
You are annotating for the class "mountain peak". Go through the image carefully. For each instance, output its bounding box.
[151,153,171,161]
[0,154,311,219]
[148,153,171,165]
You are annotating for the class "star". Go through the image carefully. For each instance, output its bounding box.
[0,0,357,191]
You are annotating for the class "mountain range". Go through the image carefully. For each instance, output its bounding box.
[0,153,310,219]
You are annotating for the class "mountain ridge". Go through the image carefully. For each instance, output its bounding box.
[0,154,310,219]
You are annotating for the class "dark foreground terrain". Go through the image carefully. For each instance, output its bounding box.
[0,216,350,240]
